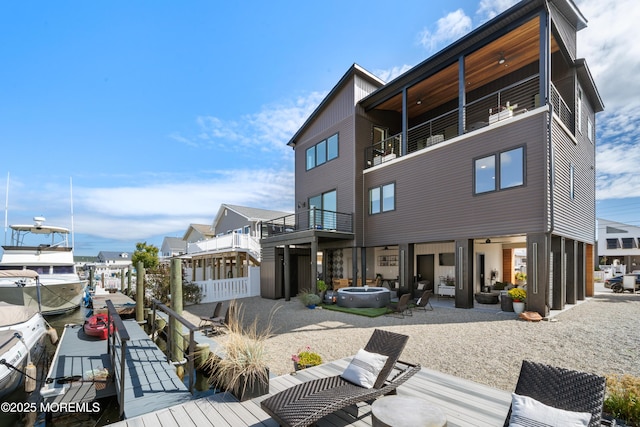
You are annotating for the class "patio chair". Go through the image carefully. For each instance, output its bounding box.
[385,293,413,318]
[261,329,420,427]
[198,301,222,329]
[503,360,606,427]
[414,290,433,311]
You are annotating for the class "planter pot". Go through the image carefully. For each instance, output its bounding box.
[306,304,316,309]
[512,301,525,315]
[500,291,514,312]
[231,368,269,401]
[293,362,315,371]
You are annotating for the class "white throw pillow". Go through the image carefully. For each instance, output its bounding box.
[340,348,389,389]
[509,393,591,427]
[417,283,425,290]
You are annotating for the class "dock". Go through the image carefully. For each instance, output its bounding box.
[42,315,192,420]
[110,357,512,427]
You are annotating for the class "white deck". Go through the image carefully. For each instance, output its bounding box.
[111,357,511,427]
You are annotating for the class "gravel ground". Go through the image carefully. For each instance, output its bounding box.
[182,285,640,392]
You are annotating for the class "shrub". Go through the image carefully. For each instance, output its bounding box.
[605,374,640,426]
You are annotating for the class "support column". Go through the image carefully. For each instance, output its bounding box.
[566,239,577,305]
[577,242,585,300]
[284,245,291,301]
[361,247,367,285]
[235,252,241,278]
[135,262,145,323]
[311,238,318,293]
[551,236,566,310]
[127,265,132,294]
[352,247,359,285]
[585,244,595,297]
[526,233,550,317]
[120,268,125,292]
[454,239,474,309]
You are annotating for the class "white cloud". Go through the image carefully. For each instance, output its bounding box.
[418,9,473,53]
[170,92,326,154]
[476,0,519,22]
[373,65,414,83]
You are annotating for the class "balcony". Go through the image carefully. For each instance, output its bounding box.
[365,75,573,169]
[260,208,353,238]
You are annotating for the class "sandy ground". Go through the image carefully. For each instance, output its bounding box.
[181,284,640,392]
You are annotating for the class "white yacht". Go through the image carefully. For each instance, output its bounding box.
[0,217,85,315]
[0,295,47,399]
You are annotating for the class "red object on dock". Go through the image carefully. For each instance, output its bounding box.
[83,313,112,340]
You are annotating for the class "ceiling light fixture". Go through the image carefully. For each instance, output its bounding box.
[485,238,491,244]
[498,52,506,65]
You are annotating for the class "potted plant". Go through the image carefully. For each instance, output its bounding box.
[316,279,327,301]
[202,301,271,401]
[291,346,322,371]
[508,287,527,314]
[515,272,527,286]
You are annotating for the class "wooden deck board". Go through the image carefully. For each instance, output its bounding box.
[110,358,512,427]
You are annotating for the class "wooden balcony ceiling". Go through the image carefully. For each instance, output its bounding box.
[377,16,559,117]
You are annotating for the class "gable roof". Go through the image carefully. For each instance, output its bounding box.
[182,223,214,241]
[287,63,384,148]
[162,236,186,251]
[213,204,292,230]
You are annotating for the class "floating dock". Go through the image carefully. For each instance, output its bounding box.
[42,315,192,420]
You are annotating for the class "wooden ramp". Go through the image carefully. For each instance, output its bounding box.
[42,319,192,420]
[110,357,512,427]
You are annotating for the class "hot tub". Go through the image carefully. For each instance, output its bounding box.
[337,287,391,308]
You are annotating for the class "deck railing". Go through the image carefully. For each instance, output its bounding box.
[363,74,574,169]
[106,299,130,419]
[149,298,197,394]
[187,232,261,261]
[260,208,353,238]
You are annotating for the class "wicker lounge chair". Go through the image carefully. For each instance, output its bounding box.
[385,293,413,318]
[261,329,420,427]
[414,290,434,311]
[503,360,606,427]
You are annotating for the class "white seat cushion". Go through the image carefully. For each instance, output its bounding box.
[508,393,591,427]
[340,348,388,389]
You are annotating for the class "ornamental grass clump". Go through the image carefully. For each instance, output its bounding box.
[202,300,276,398]
[507,287,527,302]
[604,374,640,426]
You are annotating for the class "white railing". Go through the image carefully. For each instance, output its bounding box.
[187,232,261,261]
[195,266,261,304]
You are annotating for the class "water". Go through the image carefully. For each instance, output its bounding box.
[2,302,216,426]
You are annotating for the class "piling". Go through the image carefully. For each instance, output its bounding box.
[170,259,183,363]
[127,265,132,294]
[136,262,145,323]
[121,268,125,292]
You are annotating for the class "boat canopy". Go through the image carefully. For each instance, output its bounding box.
[0,270,39,279]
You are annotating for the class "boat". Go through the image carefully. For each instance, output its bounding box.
[0,217,85,315]
[83,313,112,340]
[0,299,48,399]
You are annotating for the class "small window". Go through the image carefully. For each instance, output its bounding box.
[577,88,583,134]
[569,164,575,200]
[606,238,620,250]
[369,183,395,214]
[306,147,316,170]
[327,134,338,160]
[621,238,636,249]
[500,147,524,190]
[316,140,327,165]
[475,155,496,194]
[587,118,594,142]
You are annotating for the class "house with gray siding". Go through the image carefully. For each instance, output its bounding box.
[260,0,603,316]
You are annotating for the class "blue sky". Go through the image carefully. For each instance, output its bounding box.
[1,0,639,255]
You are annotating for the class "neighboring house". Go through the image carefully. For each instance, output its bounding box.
[186,204,291,282]
[160,236,187,259]
[260,0,603,317]
[87,251,133,282]
[597,219,640,272]
[183,223,216,244]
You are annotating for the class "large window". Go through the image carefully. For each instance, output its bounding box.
[475,147,524,194]
[309,190,337,229]
[306,133,339,170]
[369,183,395,214]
